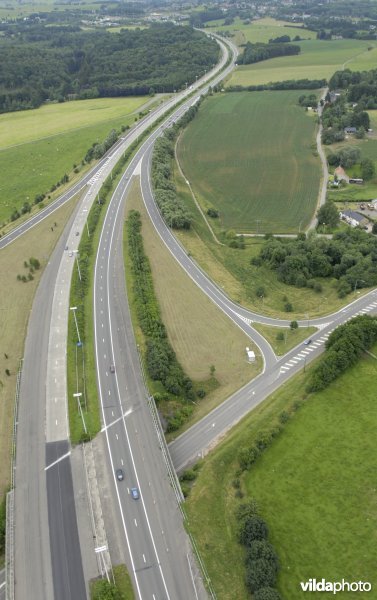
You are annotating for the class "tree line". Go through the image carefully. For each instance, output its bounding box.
[254,229,377,297]
[0,23,219,113]
[308,315,377,392]
[238,41,300,65]
[237,501,281,599]
[151,101,202,230]
[227,78,327,93]
[126,210,196,431]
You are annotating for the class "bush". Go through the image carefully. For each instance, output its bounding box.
[239,516,268,546]
[284,302,293,312]
[246,540,279,573]
[253,587,282,600]
[245,558,277,593]
[276,331,284,341]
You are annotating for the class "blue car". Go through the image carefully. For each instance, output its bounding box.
[131,487,139,500]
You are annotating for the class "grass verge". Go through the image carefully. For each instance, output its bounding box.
[124,178,261,436]
[252,323,318,355]
[185,346,377,599]
[90,564,134,599]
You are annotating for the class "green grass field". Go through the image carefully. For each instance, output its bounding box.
[185,346,377,599]
[177,91,321,233]
[251,323,317,355]
[228,39,374,87]
[207,16,316,46]
[173,164,370,319]
[0,96,155,226]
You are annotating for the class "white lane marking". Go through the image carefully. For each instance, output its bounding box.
[121,459,124,466]
[143,554,146,563]
[45,450,71,471]
[134,519,138,527]
[116,433,119,440]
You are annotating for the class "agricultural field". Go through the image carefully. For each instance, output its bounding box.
[177,91,321,233]
[206,16,316,46]
[125,179,261,431]
[0,96,156,227]
[228,39,374,87]
[185,346,377,599]
[173,165,369,320]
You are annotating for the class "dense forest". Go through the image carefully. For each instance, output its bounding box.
[238,41,300,65]
[0,23,219,113]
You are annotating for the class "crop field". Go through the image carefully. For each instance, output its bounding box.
[177,91,321,233]
[0,96,155,225]
[228,39,373,87]
[125,179,261,429]
[207,16,316,46]
[185,347,377,599]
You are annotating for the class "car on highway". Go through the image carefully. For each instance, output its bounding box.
[304,339,312,345]
[76,231,79,236]
[116,469,124,481]
[110,364,115,373]
[131,487,139,499]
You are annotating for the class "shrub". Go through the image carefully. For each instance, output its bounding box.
[253,587,282,600]
[239,516,268,546]
[246,540,279,573]
[276,331,284,341]
[245,558,277,593]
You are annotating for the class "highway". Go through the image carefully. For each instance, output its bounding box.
[10,34,236,600]
[8,26,377,600]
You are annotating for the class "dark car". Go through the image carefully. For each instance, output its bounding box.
[131,487,139,499]
[304,339,312,345]
[110,364,115,373]
[116,469,124,481]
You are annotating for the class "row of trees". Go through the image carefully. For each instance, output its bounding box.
[151,103,202,229]
[238,41,300,65]
[308,315,377,392]
[237,501,281,599]
[227,78,327,93]
[256,229,377,297]
[126,210,195,431]
[0,23,219,113]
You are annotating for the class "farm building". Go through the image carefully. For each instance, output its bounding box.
[339,210,368,228]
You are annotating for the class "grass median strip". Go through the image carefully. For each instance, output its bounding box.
[124,178,260,436]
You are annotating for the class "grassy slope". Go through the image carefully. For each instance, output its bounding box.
[125,178,261,431]
[185,347,377,599]
[0,192,80,498]
[177,92,321,233]
[228,39,373,86]
[0,97,154,224]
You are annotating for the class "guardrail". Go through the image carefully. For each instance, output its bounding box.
[6,358,23,600]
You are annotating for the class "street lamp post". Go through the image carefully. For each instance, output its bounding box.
[72,250,82,282]
[70,306,81,343]
[73,392,87,434]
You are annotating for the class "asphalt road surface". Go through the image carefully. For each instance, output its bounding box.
[11,35,236,600]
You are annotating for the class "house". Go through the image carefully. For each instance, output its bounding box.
[344,127,357,134]
[334,166,349,182]
[339,210,368,228]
